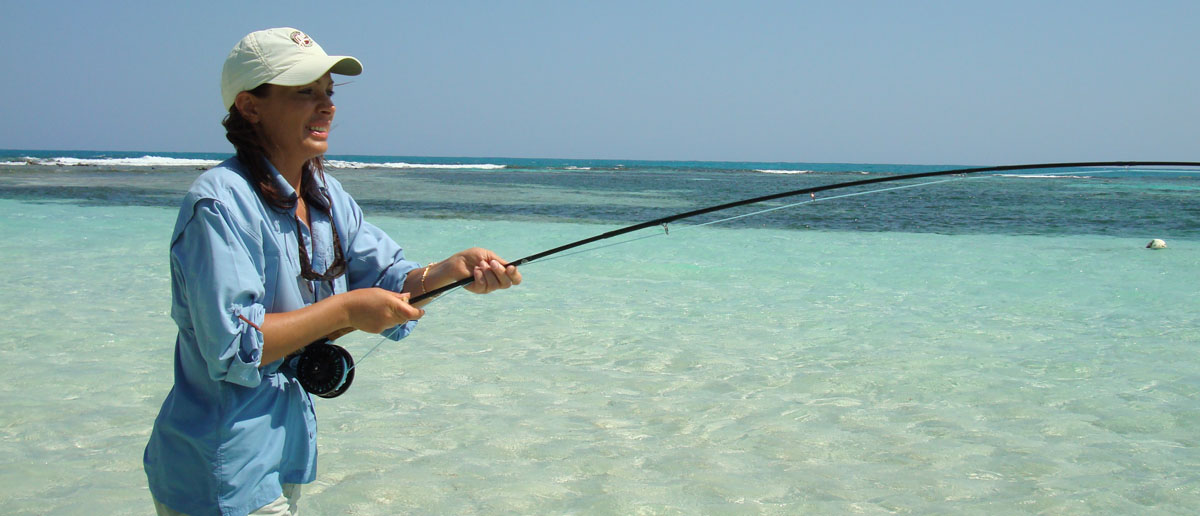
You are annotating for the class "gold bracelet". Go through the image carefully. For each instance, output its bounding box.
[420,261,437,294]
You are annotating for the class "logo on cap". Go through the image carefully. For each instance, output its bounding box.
[290,31,314,47]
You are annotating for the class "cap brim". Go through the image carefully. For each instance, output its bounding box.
[269,55,363,86]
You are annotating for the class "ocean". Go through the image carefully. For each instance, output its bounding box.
[1,150,1197,514]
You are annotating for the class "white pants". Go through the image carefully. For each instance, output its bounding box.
[154,484,301,516]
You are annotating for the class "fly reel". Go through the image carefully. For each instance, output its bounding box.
[290,339,355,398]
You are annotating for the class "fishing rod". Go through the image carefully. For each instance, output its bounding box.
[296,160,1200,398]
[410,160,1200,304]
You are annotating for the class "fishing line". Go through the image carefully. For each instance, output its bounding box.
[316,160,1200,397]
[348,288,460,371]
[297,286,459,397]
[534,177,967,264]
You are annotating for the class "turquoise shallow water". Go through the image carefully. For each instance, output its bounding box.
[1,155,1198,514]
[1,195,1198,514]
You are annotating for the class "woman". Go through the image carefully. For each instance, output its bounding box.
[144,28,521,516]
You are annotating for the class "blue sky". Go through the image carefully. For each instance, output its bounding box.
[3,1,1196,164]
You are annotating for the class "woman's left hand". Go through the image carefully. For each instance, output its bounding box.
[450,247,522,294]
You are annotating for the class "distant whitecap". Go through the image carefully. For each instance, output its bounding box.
[21,155,221,167]
[996,174,1093,179]
[755,169,813,175]
[325,160,506,170]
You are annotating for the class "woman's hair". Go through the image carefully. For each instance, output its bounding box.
[222,84,329,212]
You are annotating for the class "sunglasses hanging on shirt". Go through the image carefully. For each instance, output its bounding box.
[294,214,347,281]
[289,210,355,398]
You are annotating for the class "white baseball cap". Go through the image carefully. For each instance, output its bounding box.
[221,28,363,110]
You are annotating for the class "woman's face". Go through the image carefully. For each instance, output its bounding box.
[251,73,337,166]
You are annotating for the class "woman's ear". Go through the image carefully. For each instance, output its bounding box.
[234,91,261,123]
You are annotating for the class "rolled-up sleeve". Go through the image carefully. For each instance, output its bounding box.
[171,198,268,386]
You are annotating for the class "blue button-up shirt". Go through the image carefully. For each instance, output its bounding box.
[145,157,418,516]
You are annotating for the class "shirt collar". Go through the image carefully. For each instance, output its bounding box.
[261,158,331,211]
[263,159,299,205]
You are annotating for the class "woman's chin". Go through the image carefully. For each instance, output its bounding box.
[303,141,330,159]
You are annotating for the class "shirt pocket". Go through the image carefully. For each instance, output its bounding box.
[264,221,307,311]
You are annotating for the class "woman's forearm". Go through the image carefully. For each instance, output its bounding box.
[259,287,424,366]
[259,296,351,365]
[404,260,458,308]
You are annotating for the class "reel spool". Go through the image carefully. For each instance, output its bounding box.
[292,339,355,398]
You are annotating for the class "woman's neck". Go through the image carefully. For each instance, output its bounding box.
[268,155,306,194]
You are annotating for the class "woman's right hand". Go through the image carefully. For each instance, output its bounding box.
[340,287,425,334]
[261,287,425,365]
